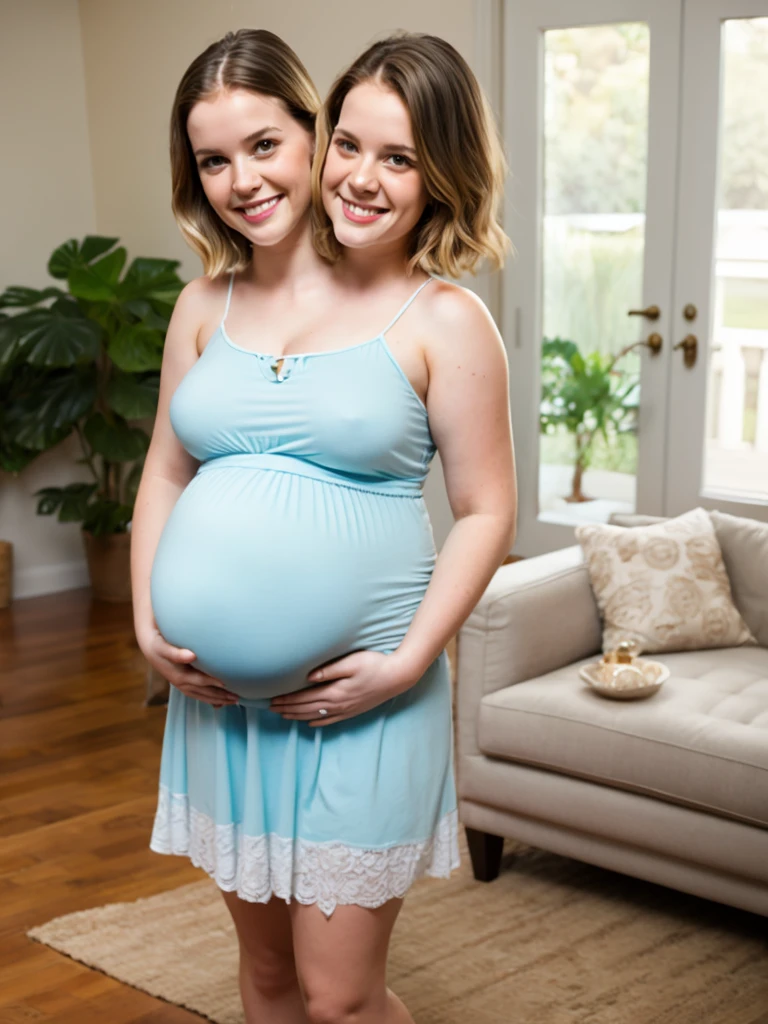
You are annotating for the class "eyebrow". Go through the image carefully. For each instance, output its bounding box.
[194,126,283,157]
[333,127,417,157]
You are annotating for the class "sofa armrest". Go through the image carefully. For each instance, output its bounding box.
[456,545,602,759]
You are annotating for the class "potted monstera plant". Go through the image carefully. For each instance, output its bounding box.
[540,337,640,503]
[0,236,184,601]
[0,336,39,606]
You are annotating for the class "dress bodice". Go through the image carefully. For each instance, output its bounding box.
[169,278,437,487]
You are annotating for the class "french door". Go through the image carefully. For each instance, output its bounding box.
[501,0,768,556]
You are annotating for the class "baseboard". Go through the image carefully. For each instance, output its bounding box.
[15,559,90,600]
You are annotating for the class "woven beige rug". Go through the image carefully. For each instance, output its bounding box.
[28,841,768,1024]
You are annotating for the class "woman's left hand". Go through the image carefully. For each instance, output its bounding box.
[269,650,416,727]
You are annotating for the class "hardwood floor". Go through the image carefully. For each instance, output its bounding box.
[0,588,206,1022]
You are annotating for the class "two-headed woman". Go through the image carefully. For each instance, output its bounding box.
[131,28,516,1024]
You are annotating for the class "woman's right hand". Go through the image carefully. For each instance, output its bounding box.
[139,624,240,708]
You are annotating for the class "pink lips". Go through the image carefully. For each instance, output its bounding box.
[237,195,284,224]
[340,198,388,224]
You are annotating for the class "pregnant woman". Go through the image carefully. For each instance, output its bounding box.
[133,28,516,1024]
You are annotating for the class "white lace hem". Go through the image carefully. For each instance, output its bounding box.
[150,785,461,917]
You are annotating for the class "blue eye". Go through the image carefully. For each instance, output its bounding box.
[255,139,276,155]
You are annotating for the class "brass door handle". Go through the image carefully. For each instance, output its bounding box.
[673,334,698,367]
[628,305,661,321]
[644,332,662,354]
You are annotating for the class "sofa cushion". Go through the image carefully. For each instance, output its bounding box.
[709,510,768,647]
[477,646,768,828]
[610,510,768,648]
[576,507,756,654]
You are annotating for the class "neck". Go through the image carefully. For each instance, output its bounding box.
[247,212,323,288]
[333,236,418,289]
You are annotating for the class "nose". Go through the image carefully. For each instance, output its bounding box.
[231,155,262,197]
[350,153,379,196]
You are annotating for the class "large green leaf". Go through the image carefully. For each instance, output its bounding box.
[47,239,80,280]
[0,286,66,309]
[68,247,127,302]
[0,315,31,373]
[48,236,120,279]
[80,236,122,264]
[82,498,133,536]
[8,300,102,367]
[117,300,170,331]
[121,298,153,320]
[117,257,183,304]
[108,323,163,372]
[10,368,97,451]
[148,298,177,322]
[35,482,97,520]
[83,413,149,462]
[106,371,160,419]
[0,440,38,474]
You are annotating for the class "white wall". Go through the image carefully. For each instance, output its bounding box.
[0,0,96,598]
[1,0,482,598]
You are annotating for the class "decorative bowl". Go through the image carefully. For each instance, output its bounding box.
[579,657,670,700]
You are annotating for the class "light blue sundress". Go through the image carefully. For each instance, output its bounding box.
[149,275,460,916]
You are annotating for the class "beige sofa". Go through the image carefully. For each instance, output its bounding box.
[456,513,768,916]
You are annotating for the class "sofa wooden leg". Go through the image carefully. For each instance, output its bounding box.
[465,827,504,882]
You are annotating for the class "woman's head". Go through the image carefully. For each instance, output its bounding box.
[171,29,320,277]
[313,33,509,276]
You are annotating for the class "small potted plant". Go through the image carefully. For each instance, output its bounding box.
[540,337,640,503]
[0,236,184,601]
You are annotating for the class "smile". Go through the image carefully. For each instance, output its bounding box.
[340,198,388,224]
[237,195,284,223]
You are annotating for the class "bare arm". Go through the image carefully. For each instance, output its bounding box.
[130,277,238,705]
[131,280,200,642]
[391,282,517,682]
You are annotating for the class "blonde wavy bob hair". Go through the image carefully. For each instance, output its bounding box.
[312,33,509,277]
[170,29,320,278]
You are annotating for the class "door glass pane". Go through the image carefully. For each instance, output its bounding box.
[704,18,768,500]
[539,24,650,524]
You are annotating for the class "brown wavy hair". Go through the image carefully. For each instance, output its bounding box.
[170,29,320,278]
[312,32,509,277]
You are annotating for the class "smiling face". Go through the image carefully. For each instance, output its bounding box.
[321,80,429,254]
[187,87,314,248]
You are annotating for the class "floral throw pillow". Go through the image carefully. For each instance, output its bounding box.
[575,507,757,654]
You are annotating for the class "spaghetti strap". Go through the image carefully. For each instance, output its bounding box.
[381,276,434,336]
[221,272,235,326]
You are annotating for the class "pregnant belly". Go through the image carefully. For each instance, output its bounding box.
[150,455,436,700]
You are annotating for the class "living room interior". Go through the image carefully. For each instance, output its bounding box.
[2,2,767,1023]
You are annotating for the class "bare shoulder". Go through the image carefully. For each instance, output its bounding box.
[173,274,229,319]
[166,274,230,355]
[420,279,506,366]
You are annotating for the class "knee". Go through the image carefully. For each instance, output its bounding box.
[239,946,297,1001]
[303,985,379,1024]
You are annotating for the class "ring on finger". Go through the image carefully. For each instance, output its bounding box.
[318,708,329,717]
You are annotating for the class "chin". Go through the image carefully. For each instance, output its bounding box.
[245,218,298,248]
[331,221,382,249]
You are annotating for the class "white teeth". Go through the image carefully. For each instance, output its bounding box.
[344,200,382,218]
[242,196,280,215]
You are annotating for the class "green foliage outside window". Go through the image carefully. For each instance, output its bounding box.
[540,337,640,502]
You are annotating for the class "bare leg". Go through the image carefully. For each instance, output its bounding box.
[291,897,414,1024]
[221,890,308,1024]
